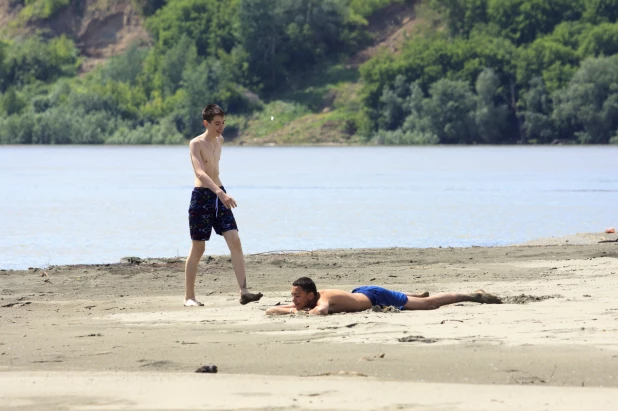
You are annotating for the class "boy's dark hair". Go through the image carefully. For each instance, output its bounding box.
[202,104,226,122]
[292,277,317,295]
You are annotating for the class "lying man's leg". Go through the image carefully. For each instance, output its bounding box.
[404,291,430,298]
[403,290,501,310]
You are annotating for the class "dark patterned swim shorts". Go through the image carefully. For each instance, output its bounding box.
[188,186,238,241]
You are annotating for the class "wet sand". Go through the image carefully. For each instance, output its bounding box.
[1,232,618,410]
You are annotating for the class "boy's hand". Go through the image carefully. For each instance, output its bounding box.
[217,191,237,209]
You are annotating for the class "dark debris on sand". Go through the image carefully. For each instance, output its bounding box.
[195,365,218,373]
[370,305,401,313]
[398,335,438,343]
[502,294,562,304]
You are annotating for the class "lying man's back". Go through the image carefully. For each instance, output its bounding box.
[313,289,373,314]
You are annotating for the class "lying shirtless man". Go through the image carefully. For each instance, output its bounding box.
[266,277,501,315]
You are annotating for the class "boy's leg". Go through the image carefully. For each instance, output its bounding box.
[184,240,206,306]
[403,290,501,310]
[222,230,263,304]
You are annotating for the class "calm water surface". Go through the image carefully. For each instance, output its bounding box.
[1,145,617,269]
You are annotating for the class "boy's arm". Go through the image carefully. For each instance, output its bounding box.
[265,304,296,315]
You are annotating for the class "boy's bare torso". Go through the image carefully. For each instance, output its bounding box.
[317,289,373,313]
[191,134,222,187]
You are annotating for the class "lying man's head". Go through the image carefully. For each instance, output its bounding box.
[291,277,318,310]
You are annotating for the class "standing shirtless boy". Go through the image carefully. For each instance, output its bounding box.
[184,104,263,307]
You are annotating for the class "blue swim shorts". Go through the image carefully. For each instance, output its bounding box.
[351,286,408,309]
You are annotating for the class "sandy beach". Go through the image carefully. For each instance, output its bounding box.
[1,232,618,410]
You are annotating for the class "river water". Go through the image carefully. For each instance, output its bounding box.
[1,145,616,269]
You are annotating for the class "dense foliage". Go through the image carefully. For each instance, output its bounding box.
[1,0,618,144]
[10,0,71,24]
[361,0,618,144]
[0,0,397,144]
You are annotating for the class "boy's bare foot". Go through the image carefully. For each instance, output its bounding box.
[472,289,502,304]
[184,298,204,307]
[240,291,263,305]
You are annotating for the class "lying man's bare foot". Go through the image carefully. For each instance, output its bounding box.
[240,291,263,305]
[471,289,502,304]
[184,298,204,307]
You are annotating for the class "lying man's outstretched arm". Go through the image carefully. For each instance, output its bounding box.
[265,302,329,315]
[308,301,329,315]
[265,305,296,315]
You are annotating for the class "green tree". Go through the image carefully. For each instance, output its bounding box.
[2,35,80,91]
[553,55,618,143]
[360,31,517,131]
[545,21,592,49]
[382,79,479,144]
[132,0,169,16]
[65,79,145,121]
[158,35,198,97]
[0,113,36,144]
[516,37,579,92]
[146,0,239,58]
[18,0,71,22]
[423,79,478,144]
[348,0,404,17]
[520,77,557,143]
[106,117,183,144]
[174,58,247,137]
[582,0,618,24]
[238,0,363,91]
[427,0,489,37]
[487,0,584,45]
[577,22,618,57]
[398,82,439,144]
[0,88,27,115]
[474,68,510,143]
[237,0,286,89]
[360,33,464,121]
[97,43,148,86]
[379,74,409,130]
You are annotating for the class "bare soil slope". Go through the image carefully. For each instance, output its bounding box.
[1,0,150,72]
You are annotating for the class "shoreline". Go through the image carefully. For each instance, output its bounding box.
[3,231,616,272]
[2,232,618,409]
